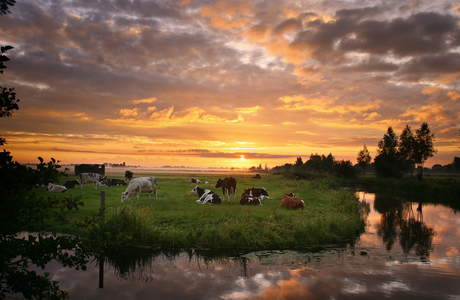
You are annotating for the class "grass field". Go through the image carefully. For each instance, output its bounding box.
[31,171,365,251]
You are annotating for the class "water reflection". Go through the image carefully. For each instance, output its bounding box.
[29,191,460,299]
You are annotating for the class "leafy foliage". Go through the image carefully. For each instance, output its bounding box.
[0,151,90,299]
[357,144,371,176]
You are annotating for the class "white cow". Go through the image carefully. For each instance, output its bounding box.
[188,178,201,184]
[79,172,106,190]
[121,177,161,203]
[47,183,67,193]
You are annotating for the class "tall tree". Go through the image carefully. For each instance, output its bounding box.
[374,127,402,178]
[413,122,437,180]
[399,125,416,176]
[357,144,372,177]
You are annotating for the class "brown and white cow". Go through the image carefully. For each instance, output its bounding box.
[280,192,305,210]
[188,178,201,184]
[215,177,237,203]
[239,193,262,206]
[79,173,106,190]
[190,186,222,204]
[121,177,160,203]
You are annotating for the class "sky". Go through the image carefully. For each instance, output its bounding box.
[0,0,459,169]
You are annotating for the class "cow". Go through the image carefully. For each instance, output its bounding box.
[188,178,201,184]
[280,192,305,210]
[215,177,237,203]
[125,170,134,182]
[79,173,106,190]
[244,187,269,200]
[239,193,262,206]
[252,174,262,179]
[47,183,67,193]
[104,178,127,187]
[190,186,222,204]
[63,179,80,189]
[121,177,160,203]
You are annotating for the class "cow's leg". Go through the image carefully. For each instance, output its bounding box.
[81,182,84,190]
[94,181,98,189]
[154,189,157,200]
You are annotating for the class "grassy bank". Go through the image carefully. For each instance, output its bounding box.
[31,172,365,251]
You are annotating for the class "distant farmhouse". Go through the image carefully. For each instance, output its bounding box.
[75,164,105,176]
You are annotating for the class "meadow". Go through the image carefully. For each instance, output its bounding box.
[32,171,365,251]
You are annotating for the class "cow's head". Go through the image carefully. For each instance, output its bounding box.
[121,192,129,203]
[190,186,199,195]
[215,179,223,188]
[261,187,269,196]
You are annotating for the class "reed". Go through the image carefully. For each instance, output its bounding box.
[33,173,365,250]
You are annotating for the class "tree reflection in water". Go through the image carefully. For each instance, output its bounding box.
[372,192,436,257]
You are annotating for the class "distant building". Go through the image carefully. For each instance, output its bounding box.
[75,164,105,175]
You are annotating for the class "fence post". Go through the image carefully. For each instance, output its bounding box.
[99,191,105,289]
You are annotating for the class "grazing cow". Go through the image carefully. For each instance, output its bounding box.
[215,177,237,203]
[252,174,262,179]
[280,192,305,210]
[190,186,222,204]
[244,187,269,200]
[239,193,262,206]
[63,179,80,189]
[188,178,201,184]
[121,177,160,203]
[104,178,127,187]
[47,183,67,193]
[79,173,106,190]
[125,171,134,182]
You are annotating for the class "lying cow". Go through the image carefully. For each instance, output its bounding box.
[280,192,305,210]
[47,183,67,193]
[244,187,269,200]
[64,179,80,189]
[239,193,262,206]
[80,172,106,190]
[121,177,160,203]
[188,178,201,184]
[215,177,237,203]
[125,170,134,182]
[191,186,222,204]
[104,178,127,187]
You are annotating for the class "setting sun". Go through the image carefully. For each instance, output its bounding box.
[0,0,457,169]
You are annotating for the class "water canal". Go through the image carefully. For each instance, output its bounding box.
[26,190,460,299]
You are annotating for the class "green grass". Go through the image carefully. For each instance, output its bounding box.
[31,172,365,251]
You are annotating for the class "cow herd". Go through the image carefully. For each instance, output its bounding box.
[46,172,305,210]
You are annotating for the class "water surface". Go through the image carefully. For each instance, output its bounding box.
[29,191,460,299]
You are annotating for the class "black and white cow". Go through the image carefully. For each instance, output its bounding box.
[215,177,237,203]
[239,193,262,206]
[125,171,134,183]
[244,187,269,200]
[79,173,106,190]
[47,183,67,193]
[104,178,127,187]
[190,186,222,204]
[64,179,80,189]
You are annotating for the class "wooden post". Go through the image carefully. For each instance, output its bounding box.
[99,191,105,289]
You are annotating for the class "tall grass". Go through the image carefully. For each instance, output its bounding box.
[32,173,365,251]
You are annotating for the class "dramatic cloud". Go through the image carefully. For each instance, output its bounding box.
[0,0,458,168]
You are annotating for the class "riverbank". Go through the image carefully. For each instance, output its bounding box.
[32,173,365,251]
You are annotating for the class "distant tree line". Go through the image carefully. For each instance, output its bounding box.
[269,122,458,181]
[270,153,359,179]
[361,122,437,180]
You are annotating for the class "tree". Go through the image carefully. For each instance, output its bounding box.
[0,3,90,298]
[357,144,372,177]
[413,122,437,180]
[398,125,416,176]
[374,127,403,178]
[334,159,357,179]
